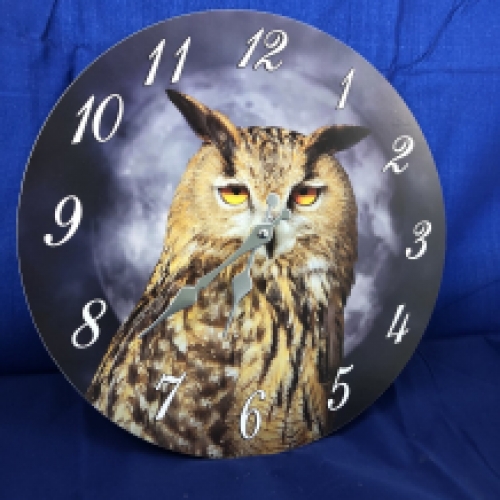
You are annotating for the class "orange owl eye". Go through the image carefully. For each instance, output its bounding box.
[218,186,249,205]
[292,186,321,206]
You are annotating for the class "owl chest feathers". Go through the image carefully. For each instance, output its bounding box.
[90,254,340,456]
[157,258,337,455]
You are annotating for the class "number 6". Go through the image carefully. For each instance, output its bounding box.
[328,365,354,411]
[240,390,266,439]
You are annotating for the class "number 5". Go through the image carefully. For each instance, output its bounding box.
[328,365,354,411]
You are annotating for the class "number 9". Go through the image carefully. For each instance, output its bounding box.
[43,195,82,247]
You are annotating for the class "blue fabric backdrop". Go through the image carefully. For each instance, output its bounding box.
[1,1,499,498]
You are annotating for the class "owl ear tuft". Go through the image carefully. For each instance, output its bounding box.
[166,89,240,163]
[304,125,370,164]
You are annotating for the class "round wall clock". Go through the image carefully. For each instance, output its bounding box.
[18,10,445,458]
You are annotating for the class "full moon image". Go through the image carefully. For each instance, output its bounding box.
[92,67,400,356]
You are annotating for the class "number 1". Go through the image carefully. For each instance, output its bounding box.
[144,39,166,86]
[171,37,191,83]
[337,68,355,110]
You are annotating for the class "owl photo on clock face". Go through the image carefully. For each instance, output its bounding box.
[86,89,369,457]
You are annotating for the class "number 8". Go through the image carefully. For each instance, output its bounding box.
[71,299,107,349]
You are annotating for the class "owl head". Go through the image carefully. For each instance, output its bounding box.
[164,89,368,288]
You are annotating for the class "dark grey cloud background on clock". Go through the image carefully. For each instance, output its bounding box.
[18,11,445,430]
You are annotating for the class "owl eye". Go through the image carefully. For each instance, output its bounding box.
[218,186,249,205]
[292,186,321,206]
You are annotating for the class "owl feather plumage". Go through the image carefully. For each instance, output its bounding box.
[86,90,368,457]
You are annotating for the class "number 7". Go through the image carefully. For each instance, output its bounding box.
[155,372,186,420]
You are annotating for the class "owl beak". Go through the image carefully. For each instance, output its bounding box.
[265,233,277,259]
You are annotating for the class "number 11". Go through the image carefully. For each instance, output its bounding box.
[144,37,191,86]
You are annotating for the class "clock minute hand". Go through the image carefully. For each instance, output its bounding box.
[138,221,275,339]
[222,249,257,337]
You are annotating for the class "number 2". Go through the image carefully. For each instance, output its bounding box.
[383,135,414,174]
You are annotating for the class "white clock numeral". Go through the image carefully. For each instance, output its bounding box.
[387,304,410,344]
[383,135,415,174]
[144,37,191,86]
[406,220,432,260]
[71,299,107,349]
[337,68,355,110]
[72,94,124,144]
[171,37,191,84]
[237,28,288,72]
[43,195,82,247]
[240,389,266,439]
[144,39,166,86]
[328,365,354,411]
[155,372,187,420]
[237,29,263,68]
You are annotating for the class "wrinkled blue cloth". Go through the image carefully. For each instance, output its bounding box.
[1,1,499,499]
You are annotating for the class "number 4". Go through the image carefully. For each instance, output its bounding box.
[387,304,410,344]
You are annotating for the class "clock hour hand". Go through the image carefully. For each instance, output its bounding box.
[138,210,289,339]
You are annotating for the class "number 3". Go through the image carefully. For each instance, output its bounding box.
[406,220,432,260]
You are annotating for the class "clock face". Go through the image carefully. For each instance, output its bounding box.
[18,10,445,458]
